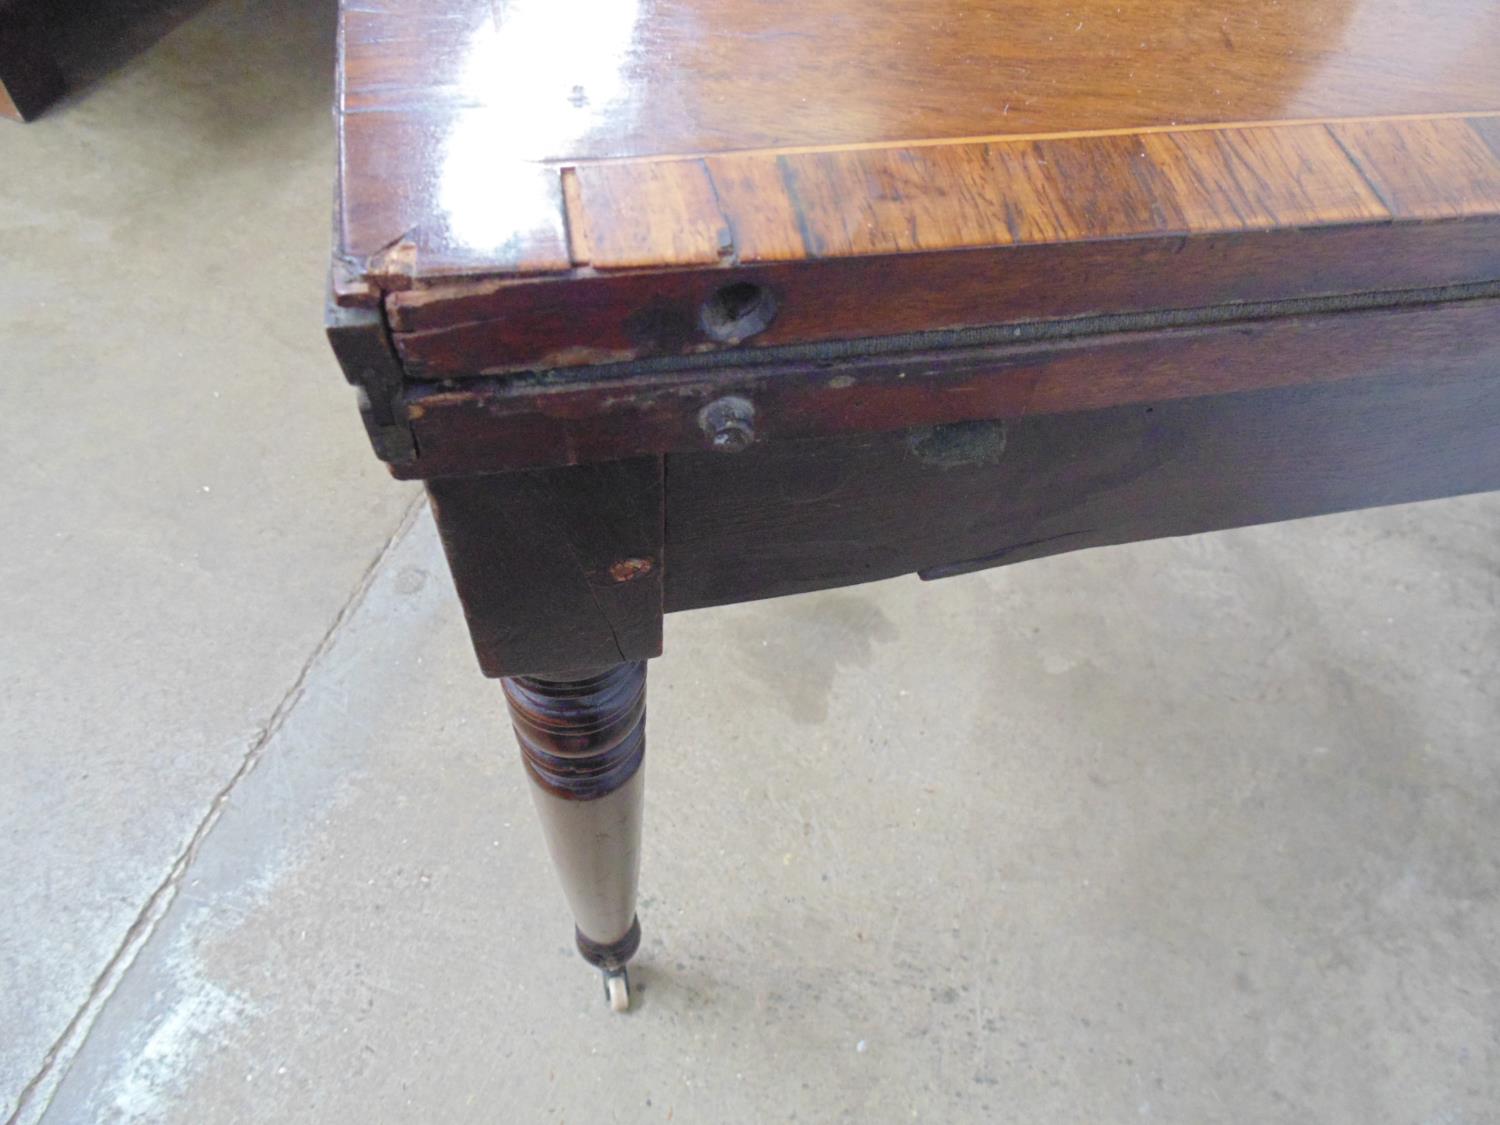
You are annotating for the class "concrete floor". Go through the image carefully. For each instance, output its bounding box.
[3,4,1499,1123]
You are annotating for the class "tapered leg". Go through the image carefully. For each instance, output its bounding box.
[421,464,662,1007]
[503,662,646,1011]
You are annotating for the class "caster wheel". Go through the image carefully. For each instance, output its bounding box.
[604,969,630,1013]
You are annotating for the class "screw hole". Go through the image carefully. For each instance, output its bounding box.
[701,281,777,343]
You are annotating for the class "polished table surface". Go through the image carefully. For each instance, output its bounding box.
[334,0,1500,476]
[327,0,1500,1009]
[337,0,1500,276]
[330,0,1500,617]
[336,0,1500,286]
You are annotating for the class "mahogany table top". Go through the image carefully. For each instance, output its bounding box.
[327,0,1500,675]
[331,0,1500,476]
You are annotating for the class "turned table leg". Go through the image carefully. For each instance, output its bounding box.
[502,662,647,1011]
[418,461,663,1009]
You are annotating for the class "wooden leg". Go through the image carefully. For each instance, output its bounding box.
[424,465,661,1008]
[503,662,646,1012]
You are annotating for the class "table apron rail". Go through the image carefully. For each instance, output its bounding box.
[393,292,1500,479]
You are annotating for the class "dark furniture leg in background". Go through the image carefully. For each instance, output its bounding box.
[0,12,63,121]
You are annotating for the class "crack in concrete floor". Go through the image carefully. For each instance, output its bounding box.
[6,497,427,1125]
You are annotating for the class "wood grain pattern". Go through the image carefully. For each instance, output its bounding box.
[395,294,1500,479]
[1330,118,1500,219]
[339,0,1500,157]
[338,111,572,285]
[382,115,1500,376]
[333,0,1500,480]
[336,0,1500,340]
[557,123,1388,270]
[426,458,664,677]
[1139,126,1384,230]
[566,160,730,268]
[1472,116,1500,160]
[386,219,1500,375]
[662,364,1500,611]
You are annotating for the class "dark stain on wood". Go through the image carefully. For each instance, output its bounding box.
[426,459,664,678]
[906,420,1007,468]
[662,363,1500,611]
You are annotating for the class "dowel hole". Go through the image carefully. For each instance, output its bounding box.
[700,281,776,342]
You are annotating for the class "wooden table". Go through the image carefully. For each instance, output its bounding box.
[328,0,1500,1011]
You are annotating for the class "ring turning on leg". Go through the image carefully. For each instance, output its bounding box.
[503,662,647,1011]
